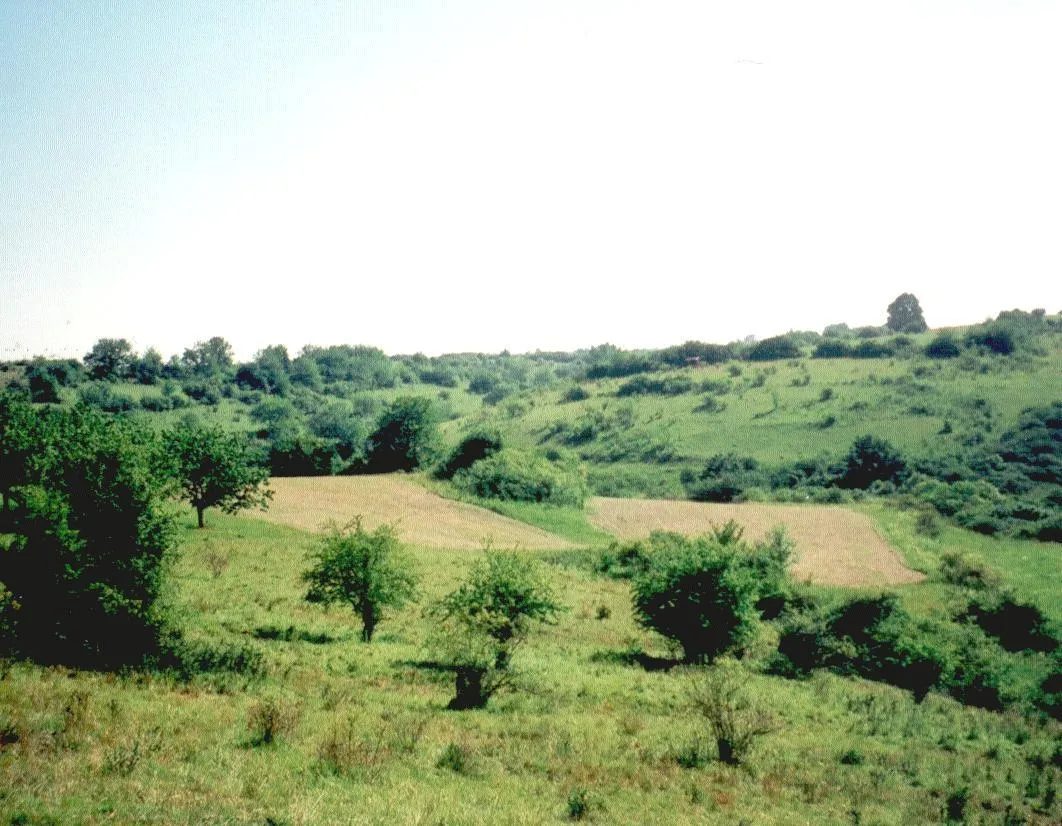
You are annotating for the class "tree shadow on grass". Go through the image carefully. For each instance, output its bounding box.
[589,647,682,672]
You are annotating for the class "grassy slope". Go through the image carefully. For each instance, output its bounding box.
[2,513,1059,825]
[449,344,1062,499]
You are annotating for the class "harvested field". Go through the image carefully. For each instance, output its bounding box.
[588,497,924,587]
[255,476,576,550]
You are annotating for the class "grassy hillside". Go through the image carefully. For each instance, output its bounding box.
[2,511,1059,825]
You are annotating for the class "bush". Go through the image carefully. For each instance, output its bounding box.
[685,454,765,502]
[302,519,418,643]
[0,405,178,669]
[685,659,777,764]
[926,334,963,359]
[454,448,588,507]
[616,375,694,397]
[937,551,1002,591]
[435,430,502,480]
[959,591,1058,653]
[363,396,440,473]
[630,531,776,663]
[77,382,135,412]
[835,435,907,489]
[432,551,562,708]
[813,341,851,359]
[746,336,801,362]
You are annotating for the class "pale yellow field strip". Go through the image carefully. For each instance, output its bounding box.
[255,476,576,550]
[588,497,924,587]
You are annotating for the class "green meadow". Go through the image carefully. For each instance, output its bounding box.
[2,505,1059,825]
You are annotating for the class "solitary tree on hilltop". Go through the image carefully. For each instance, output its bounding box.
[886,293,928,333]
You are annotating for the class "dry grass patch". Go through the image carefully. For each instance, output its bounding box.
[254,476,576,550]
[588,498,924,587]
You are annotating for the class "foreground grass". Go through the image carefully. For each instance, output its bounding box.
[2,514,1059,825]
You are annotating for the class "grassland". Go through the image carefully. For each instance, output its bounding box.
[2,497,1059,825]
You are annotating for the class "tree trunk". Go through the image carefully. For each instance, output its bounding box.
[717,737,736,765]
[361,607,376,643]
[197,506,205,529]
[449,667,487,710]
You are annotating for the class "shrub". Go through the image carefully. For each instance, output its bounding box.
[746,336,801,362]
[685,454,765,502]
[435,430,502,480]
[436,743,472,774]
[630,531,772,663]
[363,396,440,473]
[960,591,1058,653]
[813,341,851,359]
[246,698,298,746]
[616,376,694,397]
[937,551,1002,591]
[454,448,588,507]
[302,518,418,643]
[685,659,777,764]
[835,435,907,489]
[77,382,135,412]
[0,405,179,669]
[432,551,562,709]
[926,334,963,359]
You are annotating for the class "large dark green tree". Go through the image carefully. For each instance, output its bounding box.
[0,401,178,668]
[364,396,440,473]
[181,337,235,378]
[84,337,136,381]
[886,293,929,333]
[161,420,272,527]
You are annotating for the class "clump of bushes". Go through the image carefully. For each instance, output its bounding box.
[771,592,1016,709]
[616,375,694,397]
[453,448,588,507]
[435,430,502,480]
[630,524,793,663]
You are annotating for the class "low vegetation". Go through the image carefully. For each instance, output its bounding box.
[0,298,1059,823]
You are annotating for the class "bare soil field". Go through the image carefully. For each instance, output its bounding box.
[255,476,576,550]
[588,497,925,587]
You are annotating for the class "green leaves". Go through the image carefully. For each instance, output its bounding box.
[302,518,417,642]
[160,421,272,527]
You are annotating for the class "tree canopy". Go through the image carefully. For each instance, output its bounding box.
[302,518,417,642]
[886,293,928,333]
[160,420,272,527]
[0,400,178,668]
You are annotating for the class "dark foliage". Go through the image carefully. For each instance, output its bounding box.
[0,402,178,669]
[746,336,801,362]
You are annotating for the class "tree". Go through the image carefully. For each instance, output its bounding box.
[886,293,928,333]
[301,519,417,642]
[433,551,562,709]
[630,531,768,663]
[364,396,440,473]
[835,435,907,490]
[0,404,178,668]
[134,347,165,384]
[84,338,136,381]
[181,337,235,377]
[160,420,272,527]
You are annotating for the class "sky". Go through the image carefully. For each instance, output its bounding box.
[2,0,1060,361]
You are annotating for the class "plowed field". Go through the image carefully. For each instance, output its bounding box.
[255,476,576,550]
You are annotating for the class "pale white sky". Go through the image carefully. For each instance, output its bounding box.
[2,1,1060,360]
